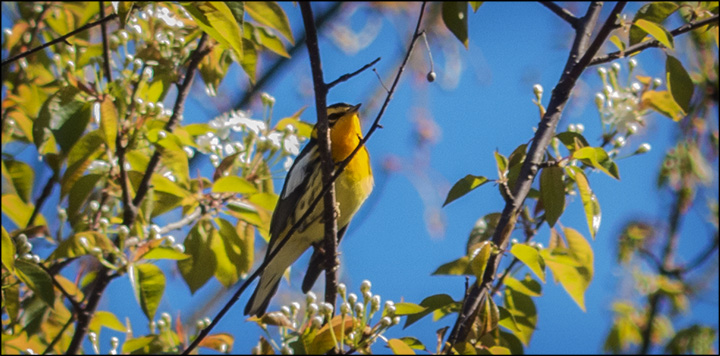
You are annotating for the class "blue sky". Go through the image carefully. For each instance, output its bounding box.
[3,2,718,354]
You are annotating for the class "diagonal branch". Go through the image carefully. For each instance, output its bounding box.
[1,13,118,67]
[540,1,580,28]
[327,57,382,89]
[589,14,719,66]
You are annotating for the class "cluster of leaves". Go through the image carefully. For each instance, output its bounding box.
[1,2,304,354]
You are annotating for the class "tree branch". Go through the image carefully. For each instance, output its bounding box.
[442,2,627,352]
[99,1,113,83]
[1,13,118,67]
[181,3,428,354]
[540,1,580,28]
[299,2,340,318]
[589,14,719,66]
[27,173,57,228]
[327,57,382,89]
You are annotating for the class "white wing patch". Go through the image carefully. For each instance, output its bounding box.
[282,152,314,199]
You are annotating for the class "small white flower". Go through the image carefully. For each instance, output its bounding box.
[354,302,364,315]
[311,316,323,328]
[636,143,651,154]
[533,84,543,97]
[173,244,185,253]
[348,293,357,305]
[360,280,372,293]
[380,316,392,327]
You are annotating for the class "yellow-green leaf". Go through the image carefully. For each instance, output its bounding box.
[540,166,565,226]
[443,175,489,207]
[470,241,493,283]
[569,167,601,239]
[572,147,620,180]
[665,55,693,114]
[641,90,685,121]
[184,2,244,61]
[2,226,15,272]
[131,263,166,320]
[3,159,34,203]
[388,338,416,355]
[141,246,190,260]
[100,97,118,152]
[245,1,294,45]
[442,2,469,49]
[89,310,127,333]
[470,2,483,12]
[61,130,105,197]
[629,2,678,46]
[15,259,55,307]
[504,275,542,297]
[503,288,537,346]
[178,222,217,294]
[432,256,471,276]
[510,244,546,283]
[634,19,674,49]
[212,176,258,194]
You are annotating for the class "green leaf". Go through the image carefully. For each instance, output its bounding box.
[477,295,500,336]
[212,176,258,194]
[177,221,217,294]
[470,241,493,283]
[114,2,135,28]
[2,226,15,272]
[665,325,717,354]
[240,37,258,83]
[569,167,601,239]
[34,86,81,153]
[609,35,625,51]
[122,335,158,354]
[50,231,116,259]
[2,194,38,228]
[542,228,593,311]
[503,288,537,346]
[442,2,469,49]
[399,337,427,351]
[665,55,693,114]
[494,151,508,177]
[184,2,244,61]
[443,175,489,206]
[89,310,127,333]
[131,263,165,320]
[211,218,248,286]
[539,166,565,227]
[432,256,471,276]
[641,90,685,121]
[245,22,290,58]
[403,294,456,328]
[61,130,105,197]
[469,2,483,12]
[67,174,102,224]
[245,1,295,45]
[4,159,35,203]
[100,97,118,152]
[498,306,521,332]
[467,213,502,254]
[510,244,546,283]
[141,247,190,260]
[388,338,416,355]
[572,147,620,180]
[394,302,427,316]
[504,275,542,297]
[634,19,674,49]
[556,132,590,152]
[52,101,91,154]
[15,259,55,307]
[629,2,678,46]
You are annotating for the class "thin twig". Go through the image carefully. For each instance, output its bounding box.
[540,1,580,28]
[158,207,203,235]
[589,14,719,66]
[27,173,57,228]
[1,13,118,67]
[42,315,74,355]
[327,57,382,89]
[181,3,428,354]
[40,264,82,313]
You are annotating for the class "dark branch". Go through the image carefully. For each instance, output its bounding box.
[589,14,719,66]
[540,2,580,28]
[99,1,113,83]
[28,173,57,228]
[1,13,118,67]
[299,2,340,321]
[327,57,382,89]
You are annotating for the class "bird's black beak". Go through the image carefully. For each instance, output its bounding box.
[351,103,362,112]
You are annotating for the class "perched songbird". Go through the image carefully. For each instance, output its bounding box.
[245,103,374,316]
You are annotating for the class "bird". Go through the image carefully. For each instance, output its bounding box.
[244,103,374,316]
